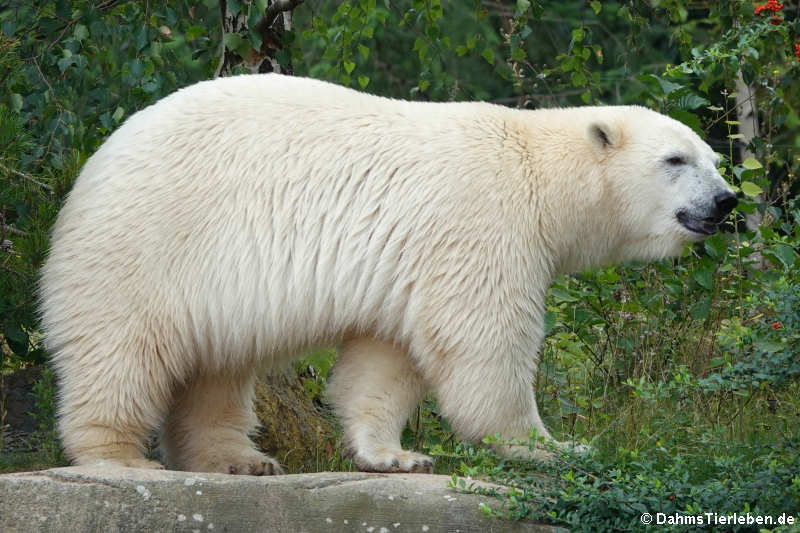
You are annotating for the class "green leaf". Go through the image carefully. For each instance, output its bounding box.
[638,74,683,96]
[690,296,711,320]
[510,47,526,60]
[358,43,370,60]
[1,21,17,36]
[572,28,585,42]
[481,48,494,65]
[135,25,149,51]
[357,75,370,89]
[9,93,23,112]
[674,92,709,110]
[571,71,587,86]
[413,37,428,60]
[560,56,577,72]
[741,157,762,170]
[692,267,714,290]
[550,288,579,303]
[343,60,356,74]
[99,111,113,130]
[57,56,75,73]
[112,106,125,123]
[224,33,243,52]
[592,45,603,64]
[129,58,144,78]
[74,23,89,40]
[763,244,796,270]
[185,25,206,43]
[740,181,763,197]
[543,310,556,335]
[704,234,728,259]
[590,1,602,14]
[669,110,702,136]
[754,341,784,354]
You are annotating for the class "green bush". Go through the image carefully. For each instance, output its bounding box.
[451,435,800,531]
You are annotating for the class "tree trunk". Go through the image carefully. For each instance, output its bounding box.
[215,0,303,77]
[735,71,762,232]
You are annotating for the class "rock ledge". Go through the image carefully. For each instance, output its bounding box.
[0,465,561,532]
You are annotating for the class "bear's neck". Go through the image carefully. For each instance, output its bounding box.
[501,110,629,277]
[526,168,623,277]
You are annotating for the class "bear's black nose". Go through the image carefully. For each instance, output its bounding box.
[713,191,738,220]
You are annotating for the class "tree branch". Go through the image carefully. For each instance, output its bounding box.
[0,224,28,237]
[0,161,53,192]
[43,1,126,52]
[213,0,228,79]
[255,0,304,36]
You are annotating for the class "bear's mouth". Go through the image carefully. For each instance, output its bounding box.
[676,210,718,236]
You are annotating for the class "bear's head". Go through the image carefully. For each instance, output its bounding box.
[586,107,737,263]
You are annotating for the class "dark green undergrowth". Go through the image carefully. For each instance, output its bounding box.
[449,433,800,532]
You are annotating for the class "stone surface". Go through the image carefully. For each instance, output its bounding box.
[0,465,562,532]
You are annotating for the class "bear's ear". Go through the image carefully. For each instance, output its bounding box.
[587,121,621,151]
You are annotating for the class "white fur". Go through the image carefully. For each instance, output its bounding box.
[40,74,733,473]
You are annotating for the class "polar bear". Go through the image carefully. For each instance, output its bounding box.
[40,74,737,474]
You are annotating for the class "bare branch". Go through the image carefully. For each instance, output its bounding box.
[0,161,53,192]
[0,225,28,237]
[43,1,124,52]
[0,264,27,277]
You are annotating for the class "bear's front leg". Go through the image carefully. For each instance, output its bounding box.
[327,338,433,473]
[423,346,583,462]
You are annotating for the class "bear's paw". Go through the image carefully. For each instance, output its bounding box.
[352,447,434,474]
[225,450,283,476]
[188,447,283,475]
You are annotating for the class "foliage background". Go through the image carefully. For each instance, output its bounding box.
[1,0,799,530]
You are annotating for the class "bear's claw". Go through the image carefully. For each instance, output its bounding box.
[226,455,283,476]
[352,448,434,474]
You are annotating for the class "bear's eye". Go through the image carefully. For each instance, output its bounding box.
[665,155,686,166]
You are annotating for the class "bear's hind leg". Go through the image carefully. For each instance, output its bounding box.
[327,338,432,473]
[160,371,281,475]
[55,346,172,469]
